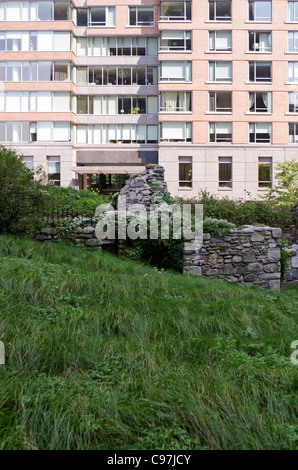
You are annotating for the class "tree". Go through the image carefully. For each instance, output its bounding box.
[0,146,45,235]
[262,160,298,207]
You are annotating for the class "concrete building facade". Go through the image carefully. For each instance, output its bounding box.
[0,0,297,199]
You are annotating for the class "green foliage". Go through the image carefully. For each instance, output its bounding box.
[0,146,45,235]
[181,190,293,228]
[43,186,112,216]
[203,218,235,235]
[280,242,292,281]
[262,160,298,207]
[0,236,297,450]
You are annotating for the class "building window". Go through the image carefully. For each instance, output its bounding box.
[289,1,298,21]
[219,157,232,188]
[209,61,232,82]
[160,31,191,52]
[0,61,71,82]
[76,124,158,145]
[288,62,298,82]
[160,1,191,21]
[160,122,192,142]
[209,91,232,112]
[160,92,192,112]
[89,7,115,27]
[289,92,298,112]
[79,37,157,57]
[249,123,272,143]
[249,31,272,52]
[47,156,61,186]
[160,61,192,82]
[249,61,272,82]
[209,30,232,51]
[129,7,154,26]
[289,32,298,52]
[289,123,298,142]
[209,1,232,21]
[78,65,158,86]
[258,157,272,188]
[179,157,192,188]
[77,9,88,26]
[210,122,232,142]
[22,156,34,172]
[249,1,272,22]
[38,2,53,21]
[249,92,272,112]
[54,2,69,21]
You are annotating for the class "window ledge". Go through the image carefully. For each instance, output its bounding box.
[244,20,272,24]
[125,25,155,28]
[285,81,298,85]
[178,187,193,191]
[205,20,232,23]
[285,20,298,24]
[245,51,272,54]
[285,112,298,115]
[218,188,233,191]
[206,111,232,115]
[158,20,192,24]
[87,26,116,28]
[205,81,232,84]
[285,51,298,54]
[205,50,232,54]
[160,112,192,115]
[159,50,192,54]
[246,112,272,115]
[159,81,192,84]
[245,81,272,85]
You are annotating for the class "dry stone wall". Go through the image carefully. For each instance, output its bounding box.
[184,226,282,291]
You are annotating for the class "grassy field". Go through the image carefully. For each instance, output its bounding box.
[0,235,297,450]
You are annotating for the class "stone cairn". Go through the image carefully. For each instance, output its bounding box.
[117,164,169,214]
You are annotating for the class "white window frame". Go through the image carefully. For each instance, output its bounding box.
[209,122,233,143]
[209,0,232,22]
[209,61,232,82]
[249,122,272,143]
[248,1,272,22]
[209,30,232,51]
[129,6,155,27]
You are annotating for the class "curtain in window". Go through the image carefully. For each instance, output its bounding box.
[249,93,255,110]
[259,33,270,52]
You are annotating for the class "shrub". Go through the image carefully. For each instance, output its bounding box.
[203,218,235,235]
[43,186,112,216]
[262,160,298,208]
[179,190,293,228]
[0,146,45,235]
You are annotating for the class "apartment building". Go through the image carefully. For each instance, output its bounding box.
[0,0,297,199]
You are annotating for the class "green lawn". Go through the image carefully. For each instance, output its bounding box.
[0,235,297,450]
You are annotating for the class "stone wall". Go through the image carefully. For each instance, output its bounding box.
[283,244,298,286]
[117,164,169,213]
[184,226,282,290]
[36,225,102,249]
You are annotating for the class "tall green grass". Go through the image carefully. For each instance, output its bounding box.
[0,235,297,450]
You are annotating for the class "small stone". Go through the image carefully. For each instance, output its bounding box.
[232,256,242,263]
[41,227,57,235]
[272,228,282,239]
[83,226,95,234]
[243,252,256,263]
[251,233,265,242]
